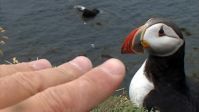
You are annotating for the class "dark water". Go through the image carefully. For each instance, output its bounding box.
[0,0,199,88]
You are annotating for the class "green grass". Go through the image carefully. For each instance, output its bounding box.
[91,91,147,112]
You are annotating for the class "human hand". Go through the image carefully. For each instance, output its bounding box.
[0,56,125,112]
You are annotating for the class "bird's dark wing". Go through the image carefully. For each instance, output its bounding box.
[143,87,199,112]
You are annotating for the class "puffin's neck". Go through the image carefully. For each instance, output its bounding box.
[145,44,188,94]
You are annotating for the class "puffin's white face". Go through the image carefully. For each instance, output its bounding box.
[142,23,184,56]
[121,21,184,57]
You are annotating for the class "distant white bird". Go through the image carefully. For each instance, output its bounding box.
[74,5,86,11]
[90,43,95,48]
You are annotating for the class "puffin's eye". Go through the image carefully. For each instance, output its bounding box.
[159,26,165,37]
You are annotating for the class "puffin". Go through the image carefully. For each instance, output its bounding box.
[74,5,100,18]
[121,18,199,112]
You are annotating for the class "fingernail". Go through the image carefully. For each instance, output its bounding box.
[100,59,125,76]
[30,59,52,70]
[69,56,93,73]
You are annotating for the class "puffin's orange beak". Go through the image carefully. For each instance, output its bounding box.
[121,27,144,54]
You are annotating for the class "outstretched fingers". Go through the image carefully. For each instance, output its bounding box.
[2,58,125,112]
[0,56,92,109]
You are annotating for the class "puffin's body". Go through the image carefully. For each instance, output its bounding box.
[121,18,199,112]
[129,60,154,107]
[74,5,99,18]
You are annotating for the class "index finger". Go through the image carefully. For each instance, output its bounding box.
[0,59,52,78]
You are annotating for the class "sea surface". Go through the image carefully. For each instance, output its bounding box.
[0,0,199,88]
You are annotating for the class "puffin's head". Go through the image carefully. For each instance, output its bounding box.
[121,18,184,57]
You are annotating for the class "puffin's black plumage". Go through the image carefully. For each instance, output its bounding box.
[82,8,99,18]
[141,18,199,112]
[74,5,99,18]
[143,44,196,112]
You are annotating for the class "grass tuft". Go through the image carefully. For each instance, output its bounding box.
[91,90,147,112]
[0,26,8,55]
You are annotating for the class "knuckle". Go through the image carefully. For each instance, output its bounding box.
[55,64,81,81]
[40,87,75,112]
[13,72,39,95]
